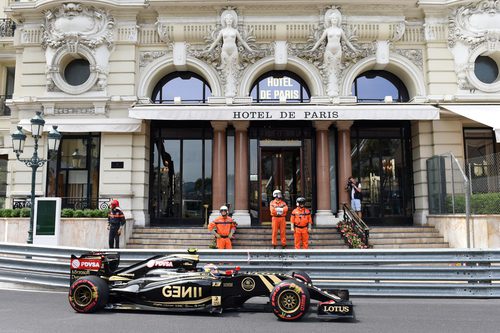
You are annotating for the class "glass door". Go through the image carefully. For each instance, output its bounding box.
[259,148,301,223]
[351,125,413,225]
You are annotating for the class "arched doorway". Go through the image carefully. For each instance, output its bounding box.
[247,71,313,224]
[351,70,413,225]
[149,72,213,226]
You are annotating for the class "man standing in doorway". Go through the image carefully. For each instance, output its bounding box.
[270,189,288,249]
[347,176,363,219]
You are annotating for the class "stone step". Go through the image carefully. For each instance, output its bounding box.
[126,244,347,249]
[369,226,437,233]
[129,232,341,240]
[132,227,340,234]
[372,243,449,249]
[127,225,448,249]
[368,237,446,245]
[369,232,440,239]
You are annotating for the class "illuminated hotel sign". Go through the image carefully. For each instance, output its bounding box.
[257,77,301,101]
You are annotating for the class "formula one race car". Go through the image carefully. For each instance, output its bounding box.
[68,250,354,321]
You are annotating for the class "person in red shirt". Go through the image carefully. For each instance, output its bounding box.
[208,205,237,249]
[291,197,313,249]
[270,190,288,249]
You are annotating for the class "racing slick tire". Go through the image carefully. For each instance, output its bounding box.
[287,270,312,285]
[68,275,109,313]
[270,279,310,321]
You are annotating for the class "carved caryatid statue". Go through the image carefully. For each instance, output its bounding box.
[205,9,255,97]
[310,8,358,97]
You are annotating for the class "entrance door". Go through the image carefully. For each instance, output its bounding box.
[260,148,302,223]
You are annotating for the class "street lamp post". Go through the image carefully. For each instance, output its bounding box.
[11,111,62,244]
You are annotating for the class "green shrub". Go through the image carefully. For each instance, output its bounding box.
[20,208,31,217]
[1,209,13,217]
[0,209,8,217]
[10,209,21,217]
[61,208,74,217]
[82,209,93,218]
[73,210,85,217]
[100,209,109,218]
[88,209,102,218]
[446,192,500,214]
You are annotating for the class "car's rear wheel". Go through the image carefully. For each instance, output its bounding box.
[270,279,310,321]
[68,275,109,313]
[286,270,312,285]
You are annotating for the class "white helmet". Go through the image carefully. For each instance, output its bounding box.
[220,205,228,211]
[272,190,282,198]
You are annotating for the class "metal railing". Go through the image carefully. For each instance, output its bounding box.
[342,203,370,246]
[0,95,12,116]
[0,19,15,38]
[1,242,499,297]
[12,197,110,210]
[466,152,500,215]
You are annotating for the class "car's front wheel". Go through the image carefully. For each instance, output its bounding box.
[68,275,109,313]
[270,279,310,321]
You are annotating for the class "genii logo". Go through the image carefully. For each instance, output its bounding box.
[71,258,101,271]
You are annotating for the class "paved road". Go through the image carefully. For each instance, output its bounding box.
[1,287,499,333]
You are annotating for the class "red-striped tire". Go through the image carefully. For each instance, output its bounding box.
[270,279,310,321]
[287,270,312,285]
[68,275,109,313]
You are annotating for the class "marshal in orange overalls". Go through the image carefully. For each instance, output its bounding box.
[270,198,288,248]
[291,207,312,249]
[208,216,237,249]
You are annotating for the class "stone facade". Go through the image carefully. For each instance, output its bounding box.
[0,1,498,243]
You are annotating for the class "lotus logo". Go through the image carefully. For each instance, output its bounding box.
[241,277,255,291]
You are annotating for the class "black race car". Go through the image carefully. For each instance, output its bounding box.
[68,250,354,321]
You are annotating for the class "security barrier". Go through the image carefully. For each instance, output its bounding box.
[1,242,499,297]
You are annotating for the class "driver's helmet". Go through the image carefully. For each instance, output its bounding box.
[296,197,306,206]
[272,189,282,198]
[203,263,219,275]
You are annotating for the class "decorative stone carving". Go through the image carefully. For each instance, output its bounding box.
[192,8,265,98]
[41,2,114,50]
[394,49,424,71]
[291,8,367,98]
[41,3,114,94]
[448,0,500,92]
[139,50,169,67]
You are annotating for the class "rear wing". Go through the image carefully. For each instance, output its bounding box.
[70,252,120,285]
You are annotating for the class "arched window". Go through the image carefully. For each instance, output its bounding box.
[152,72,211,104]
[352,70,409,103]
[250,71,310,103]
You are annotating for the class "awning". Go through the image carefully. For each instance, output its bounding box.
[129,104,439,122]
[18,118,142,133]
[441,104,500,142]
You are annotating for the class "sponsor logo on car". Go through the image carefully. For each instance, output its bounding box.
[162,286,203,298]
[321,304,351,313]
[241,277,256,291]
[147,260,174,268]
[70,258,101,271]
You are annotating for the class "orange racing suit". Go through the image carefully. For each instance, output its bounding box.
[291,207,312,249]
[270,198,288,247]
[208,216,236,249]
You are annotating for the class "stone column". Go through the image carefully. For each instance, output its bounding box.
[314,121,334,225]
[232,121,251,226]
[336,121,353,216]
[210,121,227,221]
